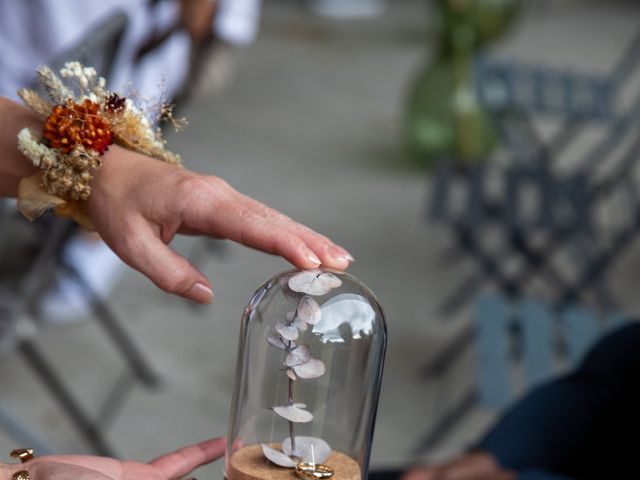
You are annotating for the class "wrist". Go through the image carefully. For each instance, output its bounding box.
[12,62,184,228]
[0,97,41,197]
[87,145,186,222]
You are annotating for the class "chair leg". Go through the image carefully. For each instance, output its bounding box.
[60,261,161,389]
[18,340,116,457]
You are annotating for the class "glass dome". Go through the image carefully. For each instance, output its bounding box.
[225,269,387,480]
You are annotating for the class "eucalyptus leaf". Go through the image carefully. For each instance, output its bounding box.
[272,404,314,423]
[261,444,297,468]
[285,345,311,367]
[280,276,303,301]
[267,334,288,350]
[293,358,326,379]
[297,296,321,325]
[282,436,331,464]
[275,321,299,341]
[286,310,308,332]
[288,270,342,296]
[293,315,308,332]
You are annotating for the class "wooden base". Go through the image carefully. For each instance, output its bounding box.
[226,443,361,480]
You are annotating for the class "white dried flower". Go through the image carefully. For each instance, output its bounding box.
[60,62,104,95]
[37,66,72,104]
[17,128,58,169]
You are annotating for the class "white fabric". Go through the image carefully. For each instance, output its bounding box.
[0,0,260,100]
[216,0,261,46]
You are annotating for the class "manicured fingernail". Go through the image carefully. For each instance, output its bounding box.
[330,246,354,265]
[187,282,214,304]
[306,250,322,266]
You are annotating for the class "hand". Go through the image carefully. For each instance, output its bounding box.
[400,451,514,480]
[88,146,354,303]
[180,0,217,44]
[2,438,225,480]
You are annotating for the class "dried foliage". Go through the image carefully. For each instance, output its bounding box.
[261,270,343,469]
[16,61,184,228]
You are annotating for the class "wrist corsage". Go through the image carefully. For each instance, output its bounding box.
[16,61,184,229]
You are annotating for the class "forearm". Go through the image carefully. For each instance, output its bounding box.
[0,96,40,197]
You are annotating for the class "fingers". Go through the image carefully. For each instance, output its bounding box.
[239,195,354,269]
[115,217,214,303]
[206,207,338,270]
[401,467,443,480]
[181,177,354,271]
[150,437,226,479]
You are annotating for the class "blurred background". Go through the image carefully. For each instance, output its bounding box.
[2,0,640,477]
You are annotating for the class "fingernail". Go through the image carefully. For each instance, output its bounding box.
[330,246,354,265]
[187,282,214,304]
[306,250,322,266]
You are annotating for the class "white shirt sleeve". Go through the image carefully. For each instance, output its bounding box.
[215,0,262,46]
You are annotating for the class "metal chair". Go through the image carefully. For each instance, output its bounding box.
[0,12,161,456]
[415,293,629,454]
[420,26,640,454]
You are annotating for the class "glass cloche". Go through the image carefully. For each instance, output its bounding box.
[225,269,387,480]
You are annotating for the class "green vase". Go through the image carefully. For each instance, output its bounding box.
[405,0,520,167]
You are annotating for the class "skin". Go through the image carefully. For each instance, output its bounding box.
[400,452,515,480]
[0,96,354,303]
[0,437,226,480]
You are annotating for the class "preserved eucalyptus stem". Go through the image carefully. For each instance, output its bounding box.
[288,376,296,453]
[261,270,340,468]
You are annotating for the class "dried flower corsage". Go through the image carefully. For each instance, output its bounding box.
[16,61,184,229]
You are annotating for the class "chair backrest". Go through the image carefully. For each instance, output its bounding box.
[474,293,627,409]
[42,12,128,84]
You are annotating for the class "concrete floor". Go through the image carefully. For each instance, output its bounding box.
[2,0,640,477]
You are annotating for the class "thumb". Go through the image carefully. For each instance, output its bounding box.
[115,220,214,303]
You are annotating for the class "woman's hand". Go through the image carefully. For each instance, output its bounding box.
[0,97,353,304]
[2,438,225,480]
[88,146,353,303]
[399,452,515,480]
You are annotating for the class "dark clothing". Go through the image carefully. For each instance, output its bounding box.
[481,322,640,479]
[370,323,640,480]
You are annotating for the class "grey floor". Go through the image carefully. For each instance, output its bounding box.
[2,0,640,477]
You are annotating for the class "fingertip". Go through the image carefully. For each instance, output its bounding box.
[304,249,322,267]
[198,437,227,457]
[331,245,355,263]
[318,245,354,271]
[185,282,214,304]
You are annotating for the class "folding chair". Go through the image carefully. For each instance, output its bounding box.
[429,26,640,315]
[414,293,630,454]
[0,211,161,456]
[0,12,162,456]
[420,26,640,454]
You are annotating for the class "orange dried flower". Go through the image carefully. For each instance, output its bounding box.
[43,99,113,154]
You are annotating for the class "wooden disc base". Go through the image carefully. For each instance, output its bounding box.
[226,443,361,480]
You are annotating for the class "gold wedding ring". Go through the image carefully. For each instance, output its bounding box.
[9,448,33,463]
[10,449,34,463]
[12,470,30,480]
[294,462,334,480]
[10,449,34,480]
